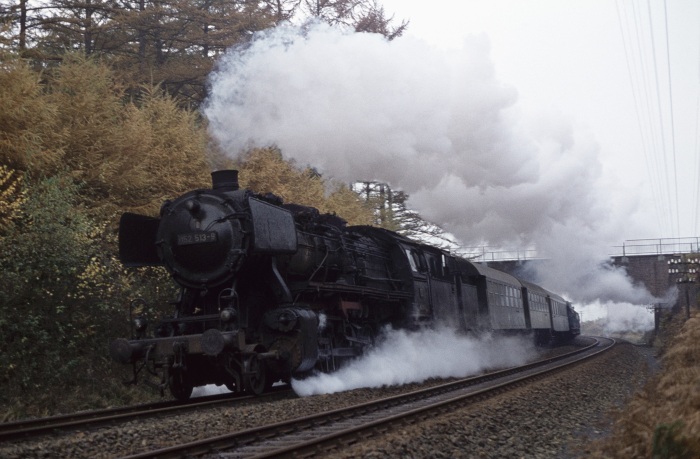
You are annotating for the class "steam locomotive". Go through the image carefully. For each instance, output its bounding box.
[110,170,580,399]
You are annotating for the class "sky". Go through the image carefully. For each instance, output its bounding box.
[202,1,698,325]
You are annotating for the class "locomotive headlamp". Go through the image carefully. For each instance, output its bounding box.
[220,308,237,323]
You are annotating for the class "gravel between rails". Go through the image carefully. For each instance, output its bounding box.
[0,341,655,458]
[327,342,657,459]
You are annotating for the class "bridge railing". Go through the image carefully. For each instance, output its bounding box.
[611,237,700,257]
[455,237,700,262]
[456,247,539,262]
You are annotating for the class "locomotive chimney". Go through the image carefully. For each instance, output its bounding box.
[211,170,240,192]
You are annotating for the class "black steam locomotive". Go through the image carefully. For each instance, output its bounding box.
[110,170,580,399]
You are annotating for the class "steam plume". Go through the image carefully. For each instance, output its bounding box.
[204,22,660,313]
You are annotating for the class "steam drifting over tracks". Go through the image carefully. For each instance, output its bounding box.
[119,337,613,458]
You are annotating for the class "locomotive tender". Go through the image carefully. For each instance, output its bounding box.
[110,170,580,399]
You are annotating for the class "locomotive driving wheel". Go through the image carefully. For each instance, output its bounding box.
[243,354,267,395]
[168,369,193,400]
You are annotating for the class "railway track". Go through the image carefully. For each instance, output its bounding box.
[0,385,292,442]
[118,337,614,459]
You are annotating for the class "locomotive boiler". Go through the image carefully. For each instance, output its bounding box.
[110,170,580,399]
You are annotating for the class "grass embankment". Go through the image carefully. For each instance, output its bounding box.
[588,311,700,458]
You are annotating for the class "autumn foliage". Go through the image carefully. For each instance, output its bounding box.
[0,53,373,418]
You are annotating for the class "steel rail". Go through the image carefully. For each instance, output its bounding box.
[0,385,291,442]
[119,337,613,459]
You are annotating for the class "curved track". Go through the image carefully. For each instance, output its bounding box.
[120,337,614,458]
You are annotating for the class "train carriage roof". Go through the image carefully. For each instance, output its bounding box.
[549,292,567,304]
[520,279,569,304]
[457,259,521,286]
[519,279,550,297]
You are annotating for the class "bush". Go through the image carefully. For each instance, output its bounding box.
[0,173,176,419]
[0,175,100,412]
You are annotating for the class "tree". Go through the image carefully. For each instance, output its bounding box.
[236,147,374,226]
[352,1,406,39]
[294,0,407,39]
[355,181,458,248]
[107,0,281,104]
[0,0,119,59]
[0,51,63,174]
[36,54,211,214]
[1,0,284,105]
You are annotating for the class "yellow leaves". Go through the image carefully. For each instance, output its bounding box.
[237,148,374,225]
[323,183,375,226]
[0,56,62,173]
[107,88,210,214]
[76,254,122,295]
[0,165,26,233]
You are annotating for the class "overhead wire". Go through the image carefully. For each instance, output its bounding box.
[662,0,680,238]
[693,92,700,235]
[613,1,696,238]
[646,0,676,238]
[615,0,665,234]
[694,20,700,236]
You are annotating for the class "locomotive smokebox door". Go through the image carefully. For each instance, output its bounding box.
[249,197,298,253]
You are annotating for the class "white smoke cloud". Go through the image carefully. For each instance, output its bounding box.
[578,300,656,333]
[204,22,662,307]
[205,22,530,190]
[292,326,537,396]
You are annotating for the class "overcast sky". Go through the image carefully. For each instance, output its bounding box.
[381,0,700,240]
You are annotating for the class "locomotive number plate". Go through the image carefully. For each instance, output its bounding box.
[176,231,218,246]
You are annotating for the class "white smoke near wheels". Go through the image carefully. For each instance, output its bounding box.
[291,326,537,396]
